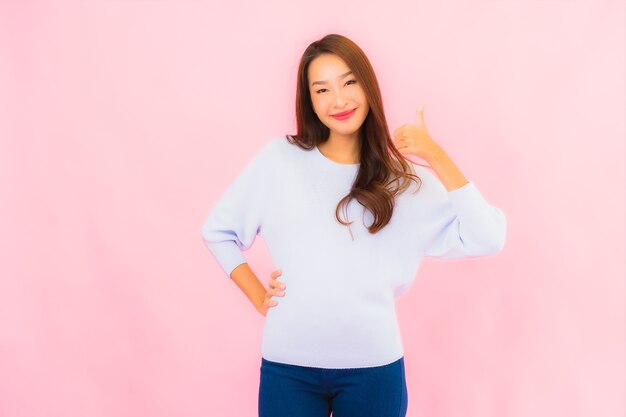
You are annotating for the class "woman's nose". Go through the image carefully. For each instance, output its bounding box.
[334,90,348,107]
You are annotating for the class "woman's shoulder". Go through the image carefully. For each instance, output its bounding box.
[262,135,296,151]
[250,135,290,160]
[262,134,313,159]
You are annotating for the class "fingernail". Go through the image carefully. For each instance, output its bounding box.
[280,284,285,289]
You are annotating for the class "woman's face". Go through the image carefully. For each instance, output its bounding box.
[308,53,369,142]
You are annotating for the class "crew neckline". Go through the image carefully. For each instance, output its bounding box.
[314,144,361,168]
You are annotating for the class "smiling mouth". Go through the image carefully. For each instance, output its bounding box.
[331,108,356,117]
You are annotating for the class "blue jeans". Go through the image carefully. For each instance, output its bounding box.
[258,356,408,417]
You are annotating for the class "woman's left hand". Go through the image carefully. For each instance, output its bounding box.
[392,105,441,161]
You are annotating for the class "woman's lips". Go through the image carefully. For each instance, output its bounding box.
[331,108,356,120]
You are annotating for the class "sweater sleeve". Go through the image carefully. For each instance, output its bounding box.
[420,171,507,259]
[200,141,273,278]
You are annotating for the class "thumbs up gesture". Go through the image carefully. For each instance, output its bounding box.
[392,105,441,162]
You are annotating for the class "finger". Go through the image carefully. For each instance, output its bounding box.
[270,278,286,289]
[393,125,408,139]
[270,284,286,295]
[393,132,404,142]
[415,105,425,127]
[269,270,283,287]
[271,287,285,297]
[265,290,280,302]
[394,137,406,148]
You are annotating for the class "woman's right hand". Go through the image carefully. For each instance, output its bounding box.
[257,269,286,317]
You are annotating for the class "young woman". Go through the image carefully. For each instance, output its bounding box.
[201,33,506,417]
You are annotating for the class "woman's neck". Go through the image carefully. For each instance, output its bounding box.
[318,135,360,164]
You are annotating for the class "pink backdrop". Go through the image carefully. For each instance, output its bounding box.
[1,1,624,416]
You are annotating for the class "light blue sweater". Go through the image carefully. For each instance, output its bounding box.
[201,136,506,369]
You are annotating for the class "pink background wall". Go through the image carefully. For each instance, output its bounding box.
[1,1,624,416]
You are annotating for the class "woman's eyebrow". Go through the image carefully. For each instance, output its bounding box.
[311,71,353,87]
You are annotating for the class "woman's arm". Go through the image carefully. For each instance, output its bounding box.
[230,262,268,315]
[230,263,285,316]
[425,144,469,192]
[392,105,469,191]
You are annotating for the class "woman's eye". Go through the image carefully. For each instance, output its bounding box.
[315,80,356,94]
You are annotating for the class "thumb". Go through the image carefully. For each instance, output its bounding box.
[415,105,425,127]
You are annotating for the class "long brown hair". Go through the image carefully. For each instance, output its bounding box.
[286,33,422,235]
